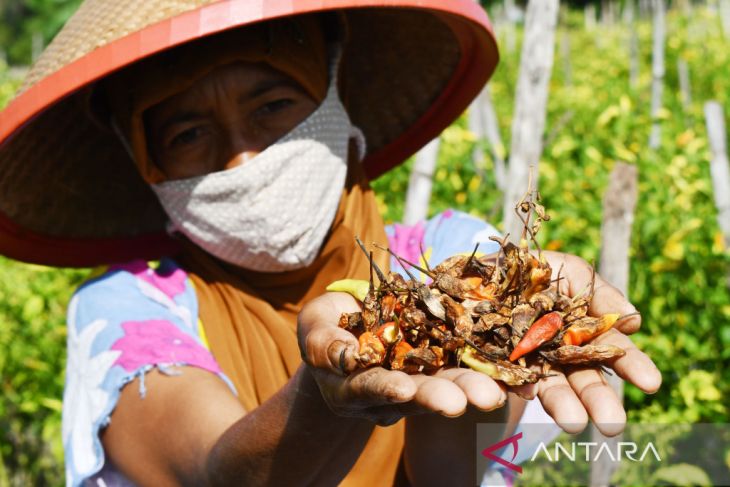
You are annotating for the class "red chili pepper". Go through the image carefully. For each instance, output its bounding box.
[509,311,563,361]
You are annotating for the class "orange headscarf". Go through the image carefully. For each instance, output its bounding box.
[104,15,405,486]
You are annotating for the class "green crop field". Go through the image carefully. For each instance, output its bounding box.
[1,3,729,485]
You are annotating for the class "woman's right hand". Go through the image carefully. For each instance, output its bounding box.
[297,292,507,426]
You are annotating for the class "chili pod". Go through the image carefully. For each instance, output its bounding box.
[357,332,385,367]
[562,313,620,346]
[509,311,563,361]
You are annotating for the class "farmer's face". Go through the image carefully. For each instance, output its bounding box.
[146,62,319,180]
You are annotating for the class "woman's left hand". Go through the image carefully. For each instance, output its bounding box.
[508,251,662,437]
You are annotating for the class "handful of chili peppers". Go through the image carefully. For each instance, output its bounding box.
[327,186,637,386]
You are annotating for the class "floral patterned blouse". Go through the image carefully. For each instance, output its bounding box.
[63,210,504,486]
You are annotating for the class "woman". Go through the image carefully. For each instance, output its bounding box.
[0,1,661,486]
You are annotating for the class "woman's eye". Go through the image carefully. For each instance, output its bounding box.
[170,127,206,147]
[257,99,294,116]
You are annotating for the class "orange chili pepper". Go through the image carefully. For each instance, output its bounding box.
[465,280,499,301]
[391,340,414,370]
[358,331,386,366]
[375,321,401,345]
[509,311,563,361]
[562,313,620,346]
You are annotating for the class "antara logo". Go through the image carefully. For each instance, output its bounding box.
[530,441,662,463]
[481,432,523,474]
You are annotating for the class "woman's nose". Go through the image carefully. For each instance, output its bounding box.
[223,127,266,170]
[224,150,259,170]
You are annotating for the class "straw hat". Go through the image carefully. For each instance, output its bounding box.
[0,0,498,267]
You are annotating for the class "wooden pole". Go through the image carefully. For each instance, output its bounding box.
[678,58,692,111]
[639,0,651,19]
[31,32,44,63]
[503,0,559,242]
[720,0,730,38]
[649,0,666,150]
[468,85,508,192]
[704,102,730,249]
[623,0,636,24]
[624,0,640,90]
[585,4,597,30]
[590,162,639,486]
[403,138,441,225]
[561,30,573,87]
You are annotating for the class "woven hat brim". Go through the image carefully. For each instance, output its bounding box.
[0,0,498,267]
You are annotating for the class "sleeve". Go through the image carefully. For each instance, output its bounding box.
[62,258,234,487]
[385,209,502,276]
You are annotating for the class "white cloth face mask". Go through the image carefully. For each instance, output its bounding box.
[151,52,365,272]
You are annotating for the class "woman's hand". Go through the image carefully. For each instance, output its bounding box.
[297,292,507,426]
[510,251,662,436]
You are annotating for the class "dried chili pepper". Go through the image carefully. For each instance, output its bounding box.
[332,182,642,389]
[541,344,625,364]
[562,313,621,346]
[509,311,564,361]
[375,321,402,345]
[357,331,385,367]
[391,340,414,370]
[461,346,538,385]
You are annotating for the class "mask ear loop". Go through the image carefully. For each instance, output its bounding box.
[110,117,137,165]
[327,44,367,161]
[350,125,367,161]
[111,117,184,235]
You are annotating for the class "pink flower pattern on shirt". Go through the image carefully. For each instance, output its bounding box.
[109,260,187,300]
[387,221,426,267]
[111,320,220,373]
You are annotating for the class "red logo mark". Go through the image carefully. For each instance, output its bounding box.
[481,432,523,474]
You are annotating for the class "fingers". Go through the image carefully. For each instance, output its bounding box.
[591,279,641,334]
[409,374,469,417]
[344,367,417,405]
[303,327,359,375]
[536,369,588,434]
[298,293,362,374]
[433,368,507,412]
[564,367,626,437]
[544,251,641,334]
[592,329,662,394]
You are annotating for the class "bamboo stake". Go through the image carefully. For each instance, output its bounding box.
[704,102,730,250]
[585,4,597,30]
[622,0,636,24]
[720,0,730,38]
[468,85,507,191]
[649,0,666,150]
[561,30,573,87]
[678,58,692,111]
[590,162,638,487]
[403,138,441,225]
[502,0,559,242]
[639,0,651,19]
[624,0,640,90]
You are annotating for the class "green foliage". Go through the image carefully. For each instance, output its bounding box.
[0,0,83,65]
[0,257,88,485]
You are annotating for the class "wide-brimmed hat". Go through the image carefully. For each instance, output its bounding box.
[0,0,498,267]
